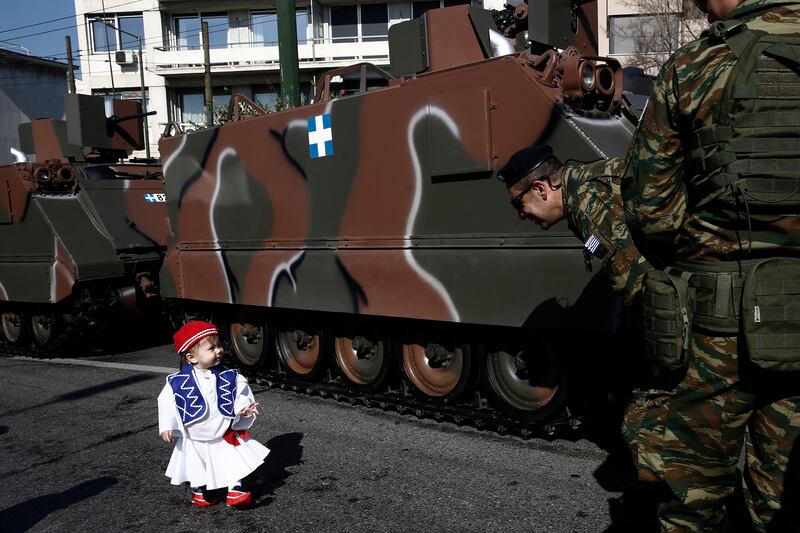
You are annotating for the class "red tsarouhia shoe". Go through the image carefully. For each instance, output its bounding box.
[191,489,219,507]
[226,486,252,508]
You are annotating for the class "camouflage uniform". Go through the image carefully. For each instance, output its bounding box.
[561,157,651,306]
[607,0,800,529]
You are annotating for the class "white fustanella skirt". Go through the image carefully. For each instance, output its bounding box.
[165,434,270,489]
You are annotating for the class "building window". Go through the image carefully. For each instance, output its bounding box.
[251,12,278,45]
[361,4,388,42]
[174,13,229,50]
[177,89,232,124]
[88,13,144,52]
[412,1,440,18]
[253,83,312,111]
[330,4,389,43]
[296,10,309,43]
[253,88,280,111]
[608,14,679,55]
[250,10,309,45]
[331,5,358,43]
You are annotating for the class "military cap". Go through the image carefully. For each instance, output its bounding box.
[497,144,554,187]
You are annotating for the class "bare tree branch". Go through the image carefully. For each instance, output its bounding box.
[611,0,705,72]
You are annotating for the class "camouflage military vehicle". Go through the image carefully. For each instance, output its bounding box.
[160,0,638,435]
[0,94,167,354]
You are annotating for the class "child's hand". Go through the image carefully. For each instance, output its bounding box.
[161,430,174,443]
[237,401,259,417]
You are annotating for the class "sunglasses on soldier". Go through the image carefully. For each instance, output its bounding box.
[510,181,535,213]
[510,173,562,214]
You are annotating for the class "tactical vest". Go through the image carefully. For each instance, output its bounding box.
[644,14,800,372]
[686,17,800,213]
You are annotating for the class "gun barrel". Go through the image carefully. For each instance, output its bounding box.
[109,110,157,124]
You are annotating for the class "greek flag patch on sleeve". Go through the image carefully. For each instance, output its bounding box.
[584,234,608,259]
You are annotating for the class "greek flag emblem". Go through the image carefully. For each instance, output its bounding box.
[584,234,607,258]
[308,113,334,159]
[585,235,601,254]
[144,193,166,203]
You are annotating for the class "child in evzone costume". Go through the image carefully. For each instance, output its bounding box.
[158,321,270,508]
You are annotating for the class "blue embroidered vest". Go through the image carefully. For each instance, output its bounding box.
[168,363,238,426]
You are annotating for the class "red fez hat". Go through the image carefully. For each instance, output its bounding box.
[174,321,219,353]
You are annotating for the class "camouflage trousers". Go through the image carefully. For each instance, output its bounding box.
[623,331,800,532]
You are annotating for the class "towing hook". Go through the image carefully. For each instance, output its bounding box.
[352,336,375,360]
[424,343,453,369]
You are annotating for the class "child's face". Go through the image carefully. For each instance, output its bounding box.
[187,335,223,370]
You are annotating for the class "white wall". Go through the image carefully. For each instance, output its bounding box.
[0,62,67,165]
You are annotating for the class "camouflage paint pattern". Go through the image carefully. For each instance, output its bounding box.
[598,0,800,529]
[158,6,635,332]
[561,157,651,305]
[0,100,166,305]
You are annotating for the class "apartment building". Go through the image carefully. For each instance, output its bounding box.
[74,0,496,156]
[74,0,693,156]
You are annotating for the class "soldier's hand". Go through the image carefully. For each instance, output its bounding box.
[161,430,174,443]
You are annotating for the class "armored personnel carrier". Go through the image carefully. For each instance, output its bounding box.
[158,1,640,434]
[161,1,639,435]
[0,95,167,354]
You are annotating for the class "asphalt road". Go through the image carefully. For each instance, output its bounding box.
[0,343,655,533]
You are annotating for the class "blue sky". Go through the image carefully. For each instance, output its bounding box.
[1,1,79,62]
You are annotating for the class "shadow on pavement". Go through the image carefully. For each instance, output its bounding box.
[2,423,158,478]
[584,412,660,532]
[87,314,174,357]
[0,374,156,418]
[0,476,117,532]
[249,432,305,508]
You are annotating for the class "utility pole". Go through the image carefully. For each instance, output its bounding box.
[102,21,152,159]
[136,35,150,158]
[277,0,300,108]
[65,36,76,94]
[202,21,213,127]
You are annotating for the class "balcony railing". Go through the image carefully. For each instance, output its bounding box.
[152,36,389,70]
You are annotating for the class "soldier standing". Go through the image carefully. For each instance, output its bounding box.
[577,0,800,529]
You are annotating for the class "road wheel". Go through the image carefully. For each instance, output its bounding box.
[30,312,59,348]
[483,341,567,421]
[402,340,474,403]
[333,334,393,391]
[228,317,268,367]
[274,326,325,380]
[0,310,26,346]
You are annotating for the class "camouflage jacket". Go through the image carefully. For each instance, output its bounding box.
[561,158,651,305]
[618,0,800,263]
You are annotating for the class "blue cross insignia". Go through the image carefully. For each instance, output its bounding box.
[144,193,166,203]
[307,113,333,159]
